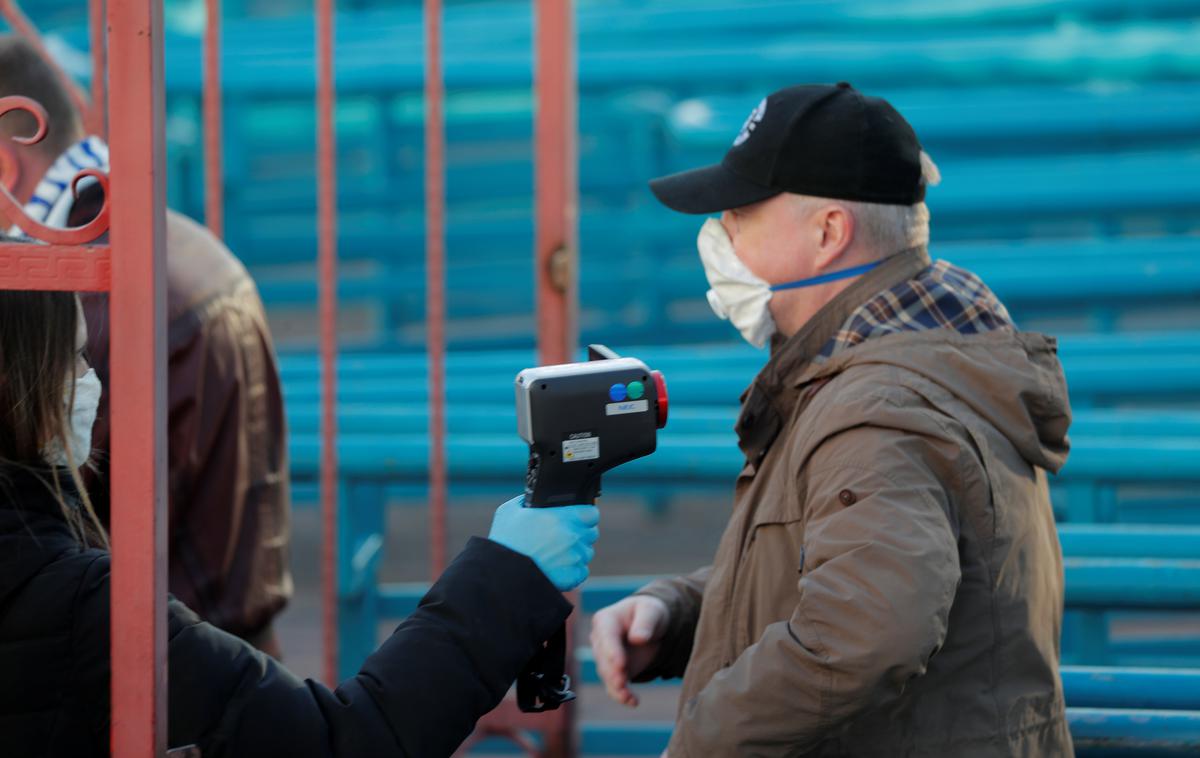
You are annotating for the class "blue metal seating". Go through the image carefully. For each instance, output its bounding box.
[253,235,1200,349]
[31,0,1200,34]
[39,11,1200,378]
[226,133,1200,270]
[42,11,1200,294]
[276,332,1200,407]
[145,15,1200,95]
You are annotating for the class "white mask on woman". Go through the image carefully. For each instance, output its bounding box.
[44,368,101,469]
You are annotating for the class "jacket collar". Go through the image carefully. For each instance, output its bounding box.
[0,465,82,516]
[0,466,86,608]
[735,245,931,463]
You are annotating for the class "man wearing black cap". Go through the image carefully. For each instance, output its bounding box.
[591,83,1074,756]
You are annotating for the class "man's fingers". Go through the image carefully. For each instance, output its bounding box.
[610,686,637,707]
[592,600,653,706]
[628,618,653,644]
[628,598,664,644]
[602,666,626,701]
[600,676,638,710]
[590,610,627,684]
[597,634,639,707]
[590,608,620,652]
[597,646,626,688]
[604,674,625,703]
[593,604,640,706]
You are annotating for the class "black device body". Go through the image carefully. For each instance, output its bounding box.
[513,345,669,711]
[516,344,668,508]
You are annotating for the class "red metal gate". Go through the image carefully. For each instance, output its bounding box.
[0,1,167,755]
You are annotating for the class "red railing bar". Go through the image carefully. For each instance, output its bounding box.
[0,1,97,137]
[424,0,448,578]
[88,0,107,138]
[0,243,110,291]
[106,0,168,754]
[203,0,224,239]
[534,0,578,368]
[316,0,340,685]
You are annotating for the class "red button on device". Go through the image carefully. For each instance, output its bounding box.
[652,370,669,429]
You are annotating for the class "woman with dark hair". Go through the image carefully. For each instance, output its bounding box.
[0,290,599,757]
[0,291,108,543]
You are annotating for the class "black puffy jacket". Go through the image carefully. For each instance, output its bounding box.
[0,468,571,757]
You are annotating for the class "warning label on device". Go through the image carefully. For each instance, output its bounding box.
[563,436,600,462]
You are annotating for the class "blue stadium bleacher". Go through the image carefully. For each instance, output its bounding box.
[32,5,1200,296]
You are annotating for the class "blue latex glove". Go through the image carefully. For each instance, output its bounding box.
[488,495,600,591]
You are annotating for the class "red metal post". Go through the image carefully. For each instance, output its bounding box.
[89,0,107,138]
[424,0,448,578]
[535,0,578,368]
[106,0,168,754]
[203,0,224,238]
[316,0,341,686]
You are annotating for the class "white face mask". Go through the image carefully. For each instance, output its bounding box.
[44,368,101,469]
[696,217,777,348]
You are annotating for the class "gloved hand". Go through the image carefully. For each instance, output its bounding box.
[488,495,600,591]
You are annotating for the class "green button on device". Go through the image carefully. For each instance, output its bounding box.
[627,381,645,400]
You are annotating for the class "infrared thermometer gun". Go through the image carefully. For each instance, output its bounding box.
[516,344,669,508]
[512,345,669,712]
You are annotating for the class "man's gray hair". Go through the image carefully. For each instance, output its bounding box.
[794,151,941,256]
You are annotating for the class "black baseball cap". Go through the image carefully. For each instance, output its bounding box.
[649,82,925,214]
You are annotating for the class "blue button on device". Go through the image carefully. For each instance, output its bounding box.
[609,383,627,402]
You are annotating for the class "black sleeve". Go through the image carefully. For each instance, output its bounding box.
[79,537,571,757]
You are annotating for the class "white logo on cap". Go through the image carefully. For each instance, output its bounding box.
[733,97,767,147]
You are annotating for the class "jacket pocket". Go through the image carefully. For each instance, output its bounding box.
[733,517,806,653]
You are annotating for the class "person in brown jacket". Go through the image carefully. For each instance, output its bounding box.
[0,37,292,657]
[591,83,1074,756]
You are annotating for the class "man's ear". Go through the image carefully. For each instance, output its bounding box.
[0,144,21,194]
[815,204,854,269]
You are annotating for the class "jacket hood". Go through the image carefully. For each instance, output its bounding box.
[797,329,1072,473]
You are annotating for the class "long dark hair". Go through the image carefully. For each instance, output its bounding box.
[0,289,108,547]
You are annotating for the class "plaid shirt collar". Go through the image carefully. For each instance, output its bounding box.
[758,246,931,391]
[814,258,1015,364]
[738,246,1016,461]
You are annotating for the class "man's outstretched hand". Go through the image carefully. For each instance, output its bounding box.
[590,595,670,707]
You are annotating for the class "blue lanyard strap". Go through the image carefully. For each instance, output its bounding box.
[768,260,881,292]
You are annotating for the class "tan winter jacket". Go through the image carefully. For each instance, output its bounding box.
[637,251,1074,757]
